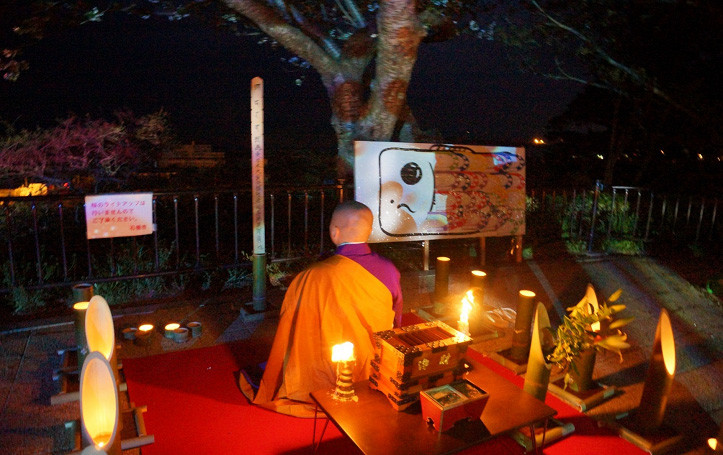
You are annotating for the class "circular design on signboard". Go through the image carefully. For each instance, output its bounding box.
[400,162,423,185]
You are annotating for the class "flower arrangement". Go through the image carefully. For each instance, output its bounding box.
[547,285,633,389]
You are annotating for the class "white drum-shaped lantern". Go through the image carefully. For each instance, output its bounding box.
[85,296,115,362]
[80,351,119,452]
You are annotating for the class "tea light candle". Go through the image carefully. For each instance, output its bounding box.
[134,324,154,346]
[164,323,180,338]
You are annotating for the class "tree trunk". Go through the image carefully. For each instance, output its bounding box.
[227,0,426,179]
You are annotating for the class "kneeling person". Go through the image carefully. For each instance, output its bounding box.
[245,201,402,417]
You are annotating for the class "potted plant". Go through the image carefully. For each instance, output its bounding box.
[547,284,633,392]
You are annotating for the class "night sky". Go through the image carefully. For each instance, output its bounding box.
[0,14,580,154]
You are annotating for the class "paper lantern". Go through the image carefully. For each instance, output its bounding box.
[80,352,120,454]
[510,290,536,361]
[74,301,90,366]
[523,302,553,402]
[637,308,676,433]
[85,296,118,378]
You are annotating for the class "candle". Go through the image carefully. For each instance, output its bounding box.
[434,257,451,303]
[510,290,536,362]
[332,342,356,402]
[164,323,180,338]
[458,290,474,336]
[134,324,154,346]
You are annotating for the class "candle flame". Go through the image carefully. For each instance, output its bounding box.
[332,342,354,362]
[708,438,718,450]
[164,323,180,332]
[460,290,474,324]
[138,324,154,332]
[73,301,89,310]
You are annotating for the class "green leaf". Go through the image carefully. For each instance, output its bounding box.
[596,335,630,350]
[609,304,626,313]
[608,289,623,302]
[609,317,634,329]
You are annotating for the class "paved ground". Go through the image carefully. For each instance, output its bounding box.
[0,243,721,454]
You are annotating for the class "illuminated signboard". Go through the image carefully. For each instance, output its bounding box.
[84,193,154,239]
[354,141,526,243]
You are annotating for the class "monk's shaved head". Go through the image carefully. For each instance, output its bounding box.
[329,201,373,246]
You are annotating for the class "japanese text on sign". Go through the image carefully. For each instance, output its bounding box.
[85,193,154,239]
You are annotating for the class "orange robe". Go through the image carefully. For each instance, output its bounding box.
[250,254,395,417]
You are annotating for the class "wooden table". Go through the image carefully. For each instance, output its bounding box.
[310,358,556,455]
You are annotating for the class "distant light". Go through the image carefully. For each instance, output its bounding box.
[596,154,604,160]
[533,138,545,145]
[697,153,703,160]
[660,149,665,155]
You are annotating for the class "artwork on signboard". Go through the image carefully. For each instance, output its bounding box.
[354,141,526,243]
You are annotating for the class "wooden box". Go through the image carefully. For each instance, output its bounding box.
[372,321,472,383]
[420,380,489,432]
[369,362,464,411]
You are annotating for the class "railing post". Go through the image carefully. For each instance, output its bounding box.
[710,199,718,242]
[304,191,309,253]
[587,181,603,254]
[31,202,43,284]
[233,193,239,264]
[194,194,201,269]
[337,179,346,203]
[269,193,275,259]
[5,205,16,286]
[153,196,159,271]
[695,198,705,243]
[173,195,180,270]
[58,201,68,281]
[644,193,654,242]
[319,190,326,254]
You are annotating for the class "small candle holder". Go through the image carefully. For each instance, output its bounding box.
[134,324,154,346]
[172,327,191,343]
[187,321,203,338]
[332,342,357,402]
[164,323,180,339]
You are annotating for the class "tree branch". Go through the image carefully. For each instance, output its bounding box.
[528,0,702,121]
[223,0,342,75]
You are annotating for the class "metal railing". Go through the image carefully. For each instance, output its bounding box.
[1,183,346,294]
[530,183,719,254]
[1,181,719,296]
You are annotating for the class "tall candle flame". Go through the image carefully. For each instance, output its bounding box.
[332,342,354,362]
[460,290,474,324]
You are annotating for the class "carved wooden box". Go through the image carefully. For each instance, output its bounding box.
[372,320,472,383]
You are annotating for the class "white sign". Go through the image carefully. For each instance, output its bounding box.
[355,141,526,243]
[85,193,154,239]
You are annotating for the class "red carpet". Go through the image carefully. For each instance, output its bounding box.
[123,317,645,454]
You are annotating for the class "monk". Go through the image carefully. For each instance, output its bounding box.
[240,201,403,417]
